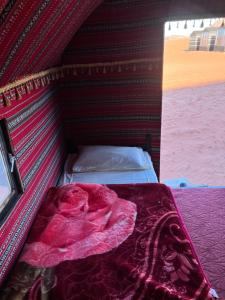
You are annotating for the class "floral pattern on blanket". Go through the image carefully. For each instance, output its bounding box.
[49,184,214,300]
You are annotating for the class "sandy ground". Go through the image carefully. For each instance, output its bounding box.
[160,38,225,186]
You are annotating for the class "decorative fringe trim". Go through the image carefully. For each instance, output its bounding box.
[0,58,161,107]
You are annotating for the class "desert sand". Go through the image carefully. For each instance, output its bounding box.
[160,37,225,186]
[163,37,225,90]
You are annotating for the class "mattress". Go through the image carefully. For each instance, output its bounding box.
[59,152,158,185]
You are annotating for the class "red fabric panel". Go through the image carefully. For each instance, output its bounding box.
[0,0,102,86]
[63,1,165,64]
[0,87,65,286]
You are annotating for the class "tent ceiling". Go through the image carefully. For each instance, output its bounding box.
[0,0,102,87]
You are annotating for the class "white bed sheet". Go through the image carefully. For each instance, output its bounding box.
[59,152,158,185]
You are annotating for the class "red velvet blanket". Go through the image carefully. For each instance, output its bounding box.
[49,183,214,300]
[20,183,137,268]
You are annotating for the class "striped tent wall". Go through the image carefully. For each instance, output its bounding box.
[0,0,224,87]
[61,0,165,175]
[0,86,65,286]
[0,0,102,87]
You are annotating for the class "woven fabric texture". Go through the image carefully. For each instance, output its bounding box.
[0,86,65,286]
[0,0,102,87]
[61,0,165,175]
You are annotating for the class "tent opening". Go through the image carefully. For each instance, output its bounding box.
[160,18,225,188]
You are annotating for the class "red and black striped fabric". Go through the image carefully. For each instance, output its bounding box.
[0,86,65,286]
[61,0,165,175]
[0,0,102,87]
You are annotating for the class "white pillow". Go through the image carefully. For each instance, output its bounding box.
[72,145,149,172]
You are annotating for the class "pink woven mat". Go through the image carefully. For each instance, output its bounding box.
[173,188,225,299]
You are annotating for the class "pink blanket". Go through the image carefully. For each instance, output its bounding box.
[20,183,137,268]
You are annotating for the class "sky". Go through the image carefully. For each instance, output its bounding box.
[164,18,218,38]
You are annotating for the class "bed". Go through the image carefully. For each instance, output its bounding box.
[59,145,158,185]
[0,146,217,299]
[1,183,216,300]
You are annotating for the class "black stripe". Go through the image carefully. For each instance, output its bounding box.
[7,88,57,131]
[79,18,164,33]
[23,127,62,187]
[16,110,59,160]
[66,115,161,123]
[0,0,16,25]
[63,78,160,88]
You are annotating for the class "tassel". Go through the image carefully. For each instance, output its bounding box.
[17,85,26,96]
[10,88,16,101]
[133,64,137,72]
[110,65,114,72]
[34,78,41,89]
[46,75,50,84]
[193,20,195,27]
[200,20,204,28]
[184,20,187,29]
[168,22,171,30]
[16,87,22,99]
[26,82,31,93]
[60,70,64,78]
[0,94,4,105]
[103,66,106,74]
[29,81,34,91]
[37,78,41,87]
[176,21,179,28]
[118,65,122,72]
[88,67,92,75]
[22,85,26,94]
[3,92,12,106]
[34,80,38,89]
